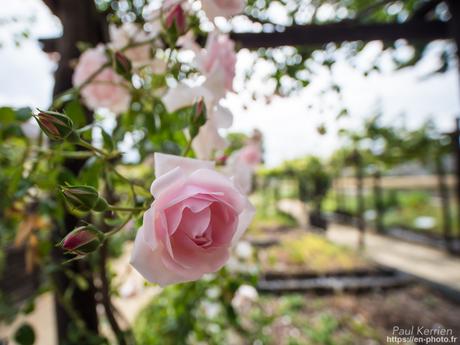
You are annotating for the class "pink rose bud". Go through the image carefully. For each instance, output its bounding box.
[193,97,206,119]
[33,109,79,142]
[130,153,255,287]
[61,225,104,255]
[60,185,108,213]
[72,44,131,114]
[239,144,261,167]
[165,4,186,35]
[114,51,132,77]
[216,155,228,166]
[189,97,207,138]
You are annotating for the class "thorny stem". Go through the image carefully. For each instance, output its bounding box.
[77,139,108,157]
[182,137,193,156]
[105,212,135,237]
[108,205,148,212]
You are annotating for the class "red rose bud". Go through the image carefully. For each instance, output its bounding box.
[33,109,79,142]
[165,4,186,35]
[114,51,132,77]
[61,225,104,255]
[60,185,108,213]
[194,97,205,117]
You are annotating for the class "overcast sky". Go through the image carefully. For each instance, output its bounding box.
[1,0,459,167]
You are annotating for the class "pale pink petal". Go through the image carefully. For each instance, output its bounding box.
[192,121,228,159]
[130,226,186,286]
[232,199,255,244]
[154,152,215,178]
[164,198,213,235]
[162,84,212,113]
[201,0,245,20]
[188,168,246,213]
[213,104,233,128]
[150,166,184,198]
[170,233,230,273]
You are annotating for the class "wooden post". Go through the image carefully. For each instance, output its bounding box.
[448,0,460,243]
[373,170,385,233]
[353,150,365,248]
[435,155,453,252]
[455,118,460,241]
[45,0,108,341]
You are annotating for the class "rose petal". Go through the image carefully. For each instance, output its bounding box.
[177,207,212,239]
[164,197,213,234]
[188,169,246,214]
[130,226,186,286]
[154,152,215,178]
[162,83,213,113]
[213,104,233,129]
[232,199,256,245]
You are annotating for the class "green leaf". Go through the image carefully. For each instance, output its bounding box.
[14,323,36,345]
[15,107,32,122]
[0,107,15,126]
[64,100,86,127]
[101,128,114,151]
[78,157,103,188]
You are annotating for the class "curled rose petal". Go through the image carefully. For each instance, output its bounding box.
[130,153,255,286]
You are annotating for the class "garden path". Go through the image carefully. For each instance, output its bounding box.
[278,199,460,293]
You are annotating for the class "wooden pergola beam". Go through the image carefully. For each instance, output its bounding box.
[231,20,451,49]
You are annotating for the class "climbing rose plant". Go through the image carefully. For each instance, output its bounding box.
[32,0,256,283]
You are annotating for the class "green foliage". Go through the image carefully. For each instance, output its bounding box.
[242,0,454,97]
[134,269,258,345]
[260,155,332,210]
[14,323,36,345]
[224,132,249,156]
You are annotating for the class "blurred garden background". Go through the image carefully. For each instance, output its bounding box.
[1,0,460,344]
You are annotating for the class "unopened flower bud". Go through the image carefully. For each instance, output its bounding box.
[189,97,207,138]
[33,109,79,142]
[216,155,228,166]
[61,225,104,255]
[114,51,132,77]
[60,185,108,212]
[165,4,186,35]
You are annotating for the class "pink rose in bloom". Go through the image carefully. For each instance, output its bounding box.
[130,153,255,286]
[201,0,245,20]
[73,45,131,114]
[197,32,236,93]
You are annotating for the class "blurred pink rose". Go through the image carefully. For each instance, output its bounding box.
[201,0,245,20]
[109,23,158,67]
[224,142,262,194]
[239,143,262,166]
[192,104,233,159]
[73,45,131,114]
[197,32,236,94]
[130,153,255,286]
[162,83,234,159]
